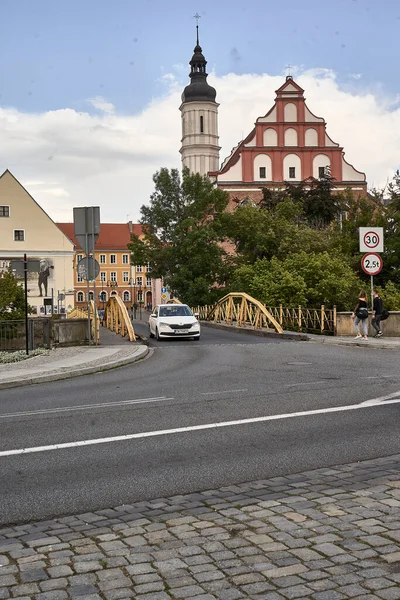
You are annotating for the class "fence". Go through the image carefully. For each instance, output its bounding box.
[192,303,336,335]
[0,319,52,351]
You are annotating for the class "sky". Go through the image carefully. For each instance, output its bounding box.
[0,0,399,223]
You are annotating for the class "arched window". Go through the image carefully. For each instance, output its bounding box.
[88,291,94,301]
[283,153,301,181]
[77,291,84,302]
[284,128,298,146]
[200,115,204,133]
[263,128,277,146]
[313,154,331,179]
[99,291,107,302]
[123,291,130,302]
[253,154,272,181]
[284,103,297,122]
[305,128,318,146]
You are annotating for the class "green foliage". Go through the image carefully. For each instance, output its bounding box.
[0,348,49,363]
[128,168,230,306]
[230,252,362,310]
[0,271,28,320]
[376,281,400,311]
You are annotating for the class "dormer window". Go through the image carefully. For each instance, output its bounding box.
[200,116,204,133]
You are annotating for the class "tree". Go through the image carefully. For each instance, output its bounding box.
[128,168,230,306]
[0,271,28,320]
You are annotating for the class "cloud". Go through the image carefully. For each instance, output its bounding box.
[1,68,400,223]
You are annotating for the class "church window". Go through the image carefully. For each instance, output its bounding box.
[319,166,326,178]
[259,167,266,179]
[200,115,204,133]
[289,167,296,179]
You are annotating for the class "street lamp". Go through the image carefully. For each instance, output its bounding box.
[138,286,142,319]
[129,278,137,318]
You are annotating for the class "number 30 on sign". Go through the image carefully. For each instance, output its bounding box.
[361,253,383,276]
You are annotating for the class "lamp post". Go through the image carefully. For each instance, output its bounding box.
[129,278,136,318]
[138,286,142,319]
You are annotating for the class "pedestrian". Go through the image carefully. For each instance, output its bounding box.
[372,288,384,338]
[352,290,369,340]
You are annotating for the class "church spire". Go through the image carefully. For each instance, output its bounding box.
[181,18,216,103]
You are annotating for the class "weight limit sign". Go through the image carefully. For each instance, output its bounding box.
[361,253,383,276]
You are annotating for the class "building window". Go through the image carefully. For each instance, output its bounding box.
[99,291,107,302]
[319,166,326,179]
[123,271,129,282]
[77,254,83,263]
[77,273,84,283]
[146,277,152,286]
[259,167,266,179]
[146,263,152,272]
[88,291,94,301]
[200,115,204,133]
[0,206,10,217]
[137,291,143,302]
[122,254,129,264]
[14,230,25,241]
[100,254,106,264]
[289,167,296,179]
[110,254,116,264]
[100,271,106,282]
[123,291,130,302]
[136,265,142,273]
[110,272,117,282]
[137,276,143,286]
[77,291,84,302]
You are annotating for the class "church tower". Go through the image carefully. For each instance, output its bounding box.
[180,23,220,175]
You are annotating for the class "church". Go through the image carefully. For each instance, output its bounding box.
[179,27,367,206]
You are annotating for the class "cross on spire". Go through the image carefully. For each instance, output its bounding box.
[285,63,293,77]
[193,12,201,45]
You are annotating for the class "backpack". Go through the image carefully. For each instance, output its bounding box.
[380,309,390,321]
[356,307,369,320]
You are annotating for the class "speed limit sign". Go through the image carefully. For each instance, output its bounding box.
[359,227,384,253]
[361,253,383,276]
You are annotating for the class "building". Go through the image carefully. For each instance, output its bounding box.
[0,170,75,315]
[179,23,220,176]
[179,33,367,203]
[209,76,367,205]
[57,222,154,310]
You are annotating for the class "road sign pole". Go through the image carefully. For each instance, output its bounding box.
[91,214,97,345]
[85,232,91,345]
[371,275,374,307]
[24,254,29,356]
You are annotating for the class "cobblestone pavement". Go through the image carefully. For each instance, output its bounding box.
[1,455,400,599]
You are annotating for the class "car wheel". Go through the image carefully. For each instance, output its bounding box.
[156,327,162,341]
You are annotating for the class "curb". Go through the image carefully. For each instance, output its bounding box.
[201,321,309,341]
[0,345,149,390]
[308,337,400,350]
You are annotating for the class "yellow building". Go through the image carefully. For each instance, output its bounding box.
[0,170,75,315]
[57,222,153,310]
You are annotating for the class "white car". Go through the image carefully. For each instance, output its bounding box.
[149,304,201,341]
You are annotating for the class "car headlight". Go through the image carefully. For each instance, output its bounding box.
[159,321,171,327]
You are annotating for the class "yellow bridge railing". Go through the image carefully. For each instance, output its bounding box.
[103,294,136,342]
[68,300,100,343]
[193,292,283,333]
[192,296,337,335]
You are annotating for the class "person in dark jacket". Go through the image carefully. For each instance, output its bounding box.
[372,288,383,338]
[352,290,369,340]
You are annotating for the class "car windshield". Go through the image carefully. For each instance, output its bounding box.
[159,305,193,317]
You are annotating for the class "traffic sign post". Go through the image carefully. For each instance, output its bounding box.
[359,226,384,307]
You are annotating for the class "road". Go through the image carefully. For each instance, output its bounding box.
[1,322,400,525]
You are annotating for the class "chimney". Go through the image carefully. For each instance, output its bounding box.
[128,220,133,233]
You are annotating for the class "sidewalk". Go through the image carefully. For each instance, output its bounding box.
[203,322,400,349]
[1,454,400,599]
[0,328,148,390]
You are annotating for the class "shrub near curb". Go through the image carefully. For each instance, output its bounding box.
[0,348,50,364]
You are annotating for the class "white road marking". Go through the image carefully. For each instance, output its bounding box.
[201,389,248,395]
[284,381,326,387]
[0,397,174,420]
[1,393,400,458]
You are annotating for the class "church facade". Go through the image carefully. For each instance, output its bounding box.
[179,33,367,204]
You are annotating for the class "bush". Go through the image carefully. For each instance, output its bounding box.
[0,348,49,364]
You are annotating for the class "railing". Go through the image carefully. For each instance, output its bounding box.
[103,295,136,341]
[192,299,337,335]
[0,319,51,351]
[268,305,336,334]
[68,300,100,343]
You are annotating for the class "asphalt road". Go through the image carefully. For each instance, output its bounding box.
[1,322,400,525]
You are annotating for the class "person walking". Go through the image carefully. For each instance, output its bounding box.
[352,290,369,340]
[372,288,384,338]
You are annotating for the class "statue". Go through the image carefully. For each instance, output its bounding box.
[38,259,50,297]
